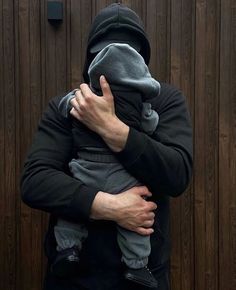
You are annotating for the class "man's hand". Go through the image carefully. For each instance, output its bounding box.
[70,76,129,152]
[90,186,157,236]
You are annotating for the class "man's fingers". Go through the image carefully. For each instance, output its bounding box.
[70,97,80,112]
[134,186,152,197]
[70,108,81,119]
[142,191,152,198]
[147,212,155,219]
[143,220,155,228]
[73,90,88,112]
[79,83,94,100]
[136,227,154,236]
[100,75,112,98]
[147,201,158,211]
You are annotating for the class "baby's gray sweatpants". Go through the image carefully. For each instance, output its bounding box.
[54,151,151,269]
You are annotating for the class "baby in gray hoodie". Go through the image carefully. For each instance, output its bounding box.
[53,43,160,288]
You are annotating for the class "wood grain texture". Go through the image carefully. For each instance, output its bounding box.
[0,1,5,289]
[0,0,235,289]
[195,1,219,290]
[194,0,220,289]
[219,0,236,289]
[2,1,16,289]
[70,0,92,87]
[170,0,195,289]
[146,0,170,82]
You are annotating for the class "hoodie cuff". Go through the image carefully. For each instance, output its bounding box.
[116,127,147,168]
[69,184,98,221]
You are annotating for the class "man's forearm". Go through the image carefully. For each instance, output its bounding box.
[98,116,130,152]
[90,191,117,220]
[90,187,157,236]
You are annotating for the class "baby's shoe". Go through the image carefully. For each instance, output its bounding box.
[51,246,80,278]
[124,266,158,288]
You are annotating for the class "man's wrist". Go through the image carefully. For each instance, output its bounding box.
[90,191,118,221]
[99,116,130,152]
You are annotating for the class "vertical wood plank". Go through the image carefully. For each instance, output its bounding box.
[194,0,220,289]
[18,0,33,288]
[219,0,236,289]
[40,0,46,109]
[2,0,16,289]
[40,0,50,278]
[146,0,170,82]
[170,0,195,289]
[65,0,71,91]
[0,0,5,288]
[55,0,68,95]
[29,0,43,288]
[70,0,92,88]
[179,1,195,286]
[45,0,68,104]
[178,0,195,284]
[170,2,182,288]
[14,0,21,288]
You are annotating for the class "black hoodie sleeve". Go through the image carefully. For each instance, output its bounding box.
[20,96,98,222]
[116,83,193,198]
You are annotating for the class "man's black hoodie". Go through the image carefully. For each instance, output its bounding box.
[21,3,193,289]
[83,3,151,82]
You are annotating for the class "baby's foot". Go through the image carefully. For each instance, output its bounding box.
[51,246,80,278]
[124,266,158,288]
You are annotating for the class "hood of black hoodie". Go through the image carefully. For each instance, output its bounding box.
[83,3,151,83]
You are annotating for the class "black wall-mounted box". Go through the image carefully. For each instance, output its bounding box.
[47,1,63,21]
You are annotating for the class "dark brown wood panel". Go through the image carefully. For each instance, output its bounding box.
[18,0,33,286]
[70,0,92,88]
[0,0,4,288]
[18,0,44,288]
[146,0,170,82]
[1,1,17,290]
[45,0,68,103]
[219,1,236,290]
[194,0,220,289]
[169,0,195,289]
[0,0,5,288]
[0,0,235,289]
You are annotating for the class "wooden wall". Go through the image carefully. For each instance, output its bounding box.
[0,0,235,289]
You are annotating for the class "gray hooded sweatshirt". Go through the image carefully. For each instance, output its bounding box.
[59,43,160,135]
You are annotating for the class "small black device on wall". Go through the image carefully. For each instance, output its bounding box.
[47,1,63,23]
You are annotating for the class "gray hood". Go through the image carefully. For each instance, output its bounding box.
[88,43,160,100]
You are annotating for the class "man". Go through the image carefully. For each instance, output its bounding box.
[21,3,192,290]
